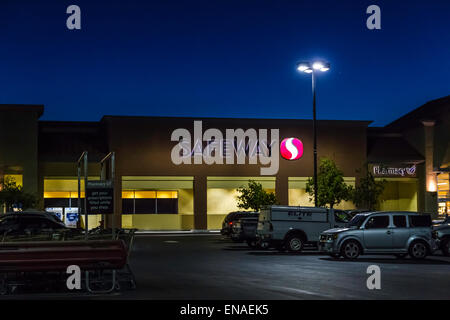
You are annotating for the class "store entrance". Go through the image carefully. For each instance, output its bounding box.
[437,172,449,217]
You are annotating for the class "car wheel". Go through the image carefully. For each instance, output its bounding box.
[259,241,270,250]
[440,238,450,257]
[0,279,8,296]
[286,234,304,253]
[246,239,257,248]
[341,240,361,260]
[409,241,428,259]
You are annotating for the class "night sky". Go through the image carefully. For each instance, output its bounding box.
[0,0,449,126]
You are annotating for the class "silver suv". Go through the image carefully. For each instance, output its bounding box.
[319,211,437,260]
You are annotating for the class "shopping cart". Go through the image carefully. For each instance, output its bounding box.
[0,228,137,295]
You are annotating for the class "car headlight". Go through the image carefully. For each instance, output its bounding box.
[327,234,338,241]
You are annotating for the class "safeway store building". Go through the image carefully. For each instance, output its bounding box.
[0,95,448,230]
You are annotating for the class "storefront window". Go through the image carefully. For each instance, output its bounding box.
[3,174,23,187]
[44,177,100,229]
[0,174,24,211]
[43,191,86,208]
[437,173,449,216]
[121,190,178,214]
[288,177,356,209]
[206,177,276,229]
[376,178,418,212]
[121,176,194,230]
[288,177,312,207]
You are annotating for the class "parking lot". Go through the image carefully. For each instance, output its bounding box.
[122,234,450,300]
[4,233,450,300]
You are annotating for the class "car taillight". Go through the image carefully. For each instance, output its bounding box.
[229,222,233,226]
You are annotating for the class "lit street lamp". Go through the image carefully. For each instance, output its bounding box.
[297,60,330,207]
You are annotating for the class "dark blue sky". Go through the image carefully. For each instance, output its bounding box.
[0,0,449,126]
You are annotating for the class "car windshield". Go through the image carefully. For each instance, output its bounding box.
[237,213,258,219]
[347,214,367,228]
[226,212,257,221]
[334,210,351,223]
[45,213,64,223]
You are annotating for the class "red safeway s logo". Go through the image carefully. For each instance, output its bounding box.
[280,137,303,160]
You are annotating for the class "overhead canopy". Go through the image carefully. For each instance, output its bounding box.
[367,135,424,164]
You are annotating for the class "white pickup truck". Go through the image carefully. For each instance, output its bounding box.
[256,205,351,252]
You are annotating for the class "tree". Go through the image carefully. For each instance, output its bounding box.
[0,176,38,212]
[236,180,278,212]
[352,168,386,210]
[305,158,353,208]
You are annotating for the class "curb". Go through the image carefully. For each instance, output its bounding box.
[135,230,221,236]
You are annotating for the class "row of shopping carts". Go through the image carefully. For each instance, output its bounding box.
[0,228,137,295]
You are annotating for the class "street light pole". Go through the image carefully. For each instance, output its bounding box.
[296,60,330,208]
[312,71,318,207]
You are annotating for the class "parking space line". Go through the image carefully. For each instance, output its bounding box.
[266,285,333,299]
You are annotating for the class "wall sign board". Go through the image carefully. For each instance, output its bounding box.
[64,207,79,228]
[370,164,417,178]
[86,180,114,214]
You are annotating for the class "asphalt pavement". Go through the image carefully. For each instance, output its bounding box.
[3,234,450,299]
[124,234,450,300]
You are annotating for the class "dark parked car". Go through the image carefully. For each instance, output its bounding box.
[231,214,260,248]
[433,215,450,225]
[0,211,82,242]
[221,211,258,239]
[433,220,450,256]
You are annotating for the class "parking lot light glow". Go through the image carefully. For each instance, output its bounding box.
[312,62,324,70]
[299,61,330,74]
[297,63,310,72]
